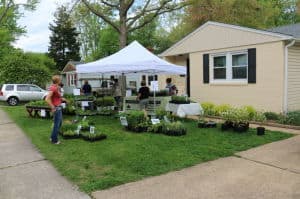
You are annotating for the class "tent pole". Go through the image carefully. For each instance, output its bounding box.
[153,71,156,117]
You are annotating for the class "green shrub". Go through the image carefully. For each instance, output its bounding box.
[285,111,300,126]
[264,112,280,121]
[61,123,77,133]
[201,102,215,116]
[221,107,250,124]
[214,104,232,116]
[126,110,147,130]
[242,105,257,120]
[253,112,267,123]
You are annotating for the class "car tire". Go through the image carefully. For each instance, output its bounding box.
[7,97,19,106]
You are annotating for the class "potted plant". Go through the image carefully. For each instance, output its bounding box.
[148,122,164,134]
[81,131,107,142]
[220,109,235,131]
[232,108,250,133]
[162,121,187,136]
[254,112,267,136]
[169,96,190,104]
[125,110,147,132]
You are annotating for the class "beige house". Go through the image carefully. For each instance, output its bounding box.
[160,21,300,113]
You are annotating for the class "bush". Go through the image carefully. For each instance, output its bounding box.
[264,112,280,121]
[0,51,51,87]
[285,111,300,126]
[242,105,257,120]
[201,102,215,116]
[214,104,232,116]
[253,112,267,123]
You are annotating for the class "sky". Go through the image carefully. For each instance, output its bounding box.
[13,0,71,52]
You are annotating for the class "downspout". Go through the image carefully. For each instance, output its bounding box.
[283,39,295,114]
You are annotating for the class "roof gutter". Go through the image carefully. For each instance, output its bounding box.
[283,39,296,114]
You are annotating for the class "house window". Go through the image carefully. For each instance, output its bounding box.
[148,75,158,85]
[232,53,247,79]
[211,51,248,82]
[213,56,226,79]
[68,74,77,86]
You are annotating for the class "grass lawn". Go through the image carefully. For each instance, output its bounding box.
[3,106,293,193]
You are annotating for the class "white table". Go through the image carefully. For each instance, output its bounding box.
[165,103,203,118]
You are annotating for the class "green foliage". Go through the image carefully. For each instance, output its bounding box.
[162,121,187,136]
[95,96,115,107]
[61,123,77,133]
[0,51,51,87]
[76,95,95,101]
[126,110,147,129]
[155,108,168,120]
[253,112,267,123]
[242,105,257,120]
[170,96,190,104]
[264,112,280,121]
[284,111,300,126]
[25,52,56,73]
[26,100,49,107]
[201,102,216,116]
[81,131,107,141]
[48,5,81,71]
[221,107,250,124]
[214,104,232,116]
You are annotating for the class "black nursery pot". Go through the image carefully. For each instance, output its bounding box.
[221,123,230,131]
[257,127,265,136]
[233,122,249,133]
[198,121,207,128]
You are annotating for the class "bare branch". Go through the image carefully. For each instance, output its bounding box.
[126,0,151,23]
[128,2,187,33]
[81,0,120,32]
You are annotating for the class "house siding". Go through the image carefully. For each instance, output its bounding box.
[162,23,285,56]
[288,45,300,111]
[188,41,285,113]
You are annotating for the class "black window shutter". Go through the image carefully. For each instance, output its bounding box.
[248,48,256,83]
[203,54,209,83]
[186,58,190,97]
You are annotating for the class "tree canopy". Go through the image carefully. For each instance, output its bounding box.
[81,0,187,48]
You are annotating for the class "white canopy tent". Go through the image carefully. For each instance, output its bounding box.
[76,41,186,75]
[76,41,186,113]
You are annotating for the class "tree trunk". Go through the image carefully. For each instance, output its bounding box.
[119,28,127,49]
[119,1,127,49]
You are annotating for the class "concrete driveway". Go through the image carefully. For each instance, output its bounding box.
[0,109,90,199]
[92,136,300,199]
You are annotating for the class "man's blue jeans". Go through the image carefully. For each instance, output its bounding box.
[51,106,62,143]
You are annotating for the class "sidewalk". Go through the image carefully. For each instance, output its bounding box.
[0,109,90,199]
[92,136,300,199]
